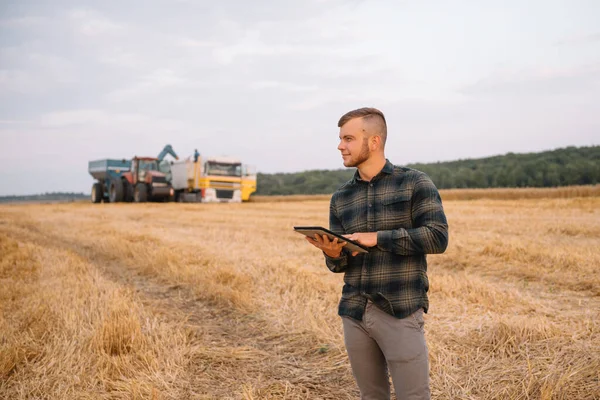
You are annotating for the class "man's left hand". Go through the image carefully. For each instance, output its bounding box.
[343,232,378,248]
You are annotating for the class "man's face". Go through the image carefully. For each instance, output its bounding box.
[338,117,370,168]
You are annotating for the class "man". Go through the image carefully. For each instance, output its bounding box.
[306,107,448,400]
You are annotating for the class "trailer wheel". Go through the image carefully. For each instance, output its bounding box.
[109,179,124,203]
[91,182,103,203]
[102,183,109,202]
[134,184,148,203]
[123,180,134,202]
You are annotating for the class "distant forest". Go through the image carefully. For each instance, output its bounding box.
[1,146,598,201]
[255,146,600,195]
[0,192,87,203]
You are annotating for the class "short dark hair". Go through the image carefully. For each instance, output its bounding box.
[338,107,387,145]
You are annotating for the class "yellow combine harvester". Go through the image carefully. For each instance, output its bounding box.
[161,146,257,203]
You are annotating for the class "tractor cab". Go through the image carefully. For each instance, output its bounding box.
[131,157,161,185]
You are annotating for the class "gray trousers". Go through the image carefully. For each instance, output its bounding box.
[342,301,430,400]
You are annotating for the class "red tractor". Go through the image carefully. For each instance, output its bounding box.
[114,157,173,202]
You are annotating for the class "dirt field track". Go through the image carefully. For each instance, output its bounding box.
[1,189,599,399]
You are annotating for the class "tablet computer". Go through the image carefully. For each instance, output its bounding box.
[294,226,370,254]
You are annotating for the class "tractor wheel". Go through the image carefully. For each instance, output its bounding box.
[123,180,134,202]
[91,182,103,203]
[109,179,124,203]
[134,184,148,203]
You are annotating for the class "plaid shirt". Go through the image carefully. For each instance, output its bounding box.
[325,159,448,320]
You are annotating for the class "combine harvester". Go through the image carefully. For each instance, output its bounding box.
[88,148,175,203]
[160,146,257,203]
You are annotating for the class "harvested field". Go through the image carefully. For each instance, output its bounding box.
[1,190,599,399]
[249,185,600,203]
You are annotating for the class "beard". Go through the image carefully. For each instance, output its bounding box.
[344,138,370,168]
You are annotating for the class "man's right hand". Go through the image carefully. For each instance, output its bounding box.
[305,234,358,257]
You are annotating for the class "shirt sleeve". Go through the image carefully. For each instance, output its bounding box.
[324,194,349,273]
[376,173,449,255]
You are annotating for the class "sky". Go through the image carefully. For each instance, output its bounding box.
[1,0,599,196]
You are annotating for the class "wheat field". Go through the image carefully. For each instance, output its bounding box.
[1,189,599,399]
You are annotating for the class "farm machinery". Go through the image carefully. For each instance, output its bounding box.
[88,144,257,203]
[164,151,257,203]
[89,154,174,203]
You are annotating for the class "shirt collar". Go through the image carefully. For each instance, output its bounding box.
[351,159,394,184]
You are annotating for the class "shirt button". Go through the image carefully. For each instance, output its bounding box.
[369,183,373,187]
[368,203,372,207]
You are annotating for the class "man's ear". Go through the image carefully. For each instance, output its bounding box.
[370,135,382,151]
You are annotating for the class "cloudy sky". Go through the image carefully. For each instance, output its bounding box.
[1,0,599,195]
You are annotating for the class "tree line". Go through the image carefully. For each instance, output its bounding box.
[0,192,88,203]
[2,146,597,200]
[255,146,600,195]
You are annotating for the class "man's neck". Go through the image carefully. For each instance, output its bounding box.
[357,156,387,182]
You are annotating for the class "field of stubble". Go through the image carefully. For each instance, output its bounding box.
[1,190,599,399]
